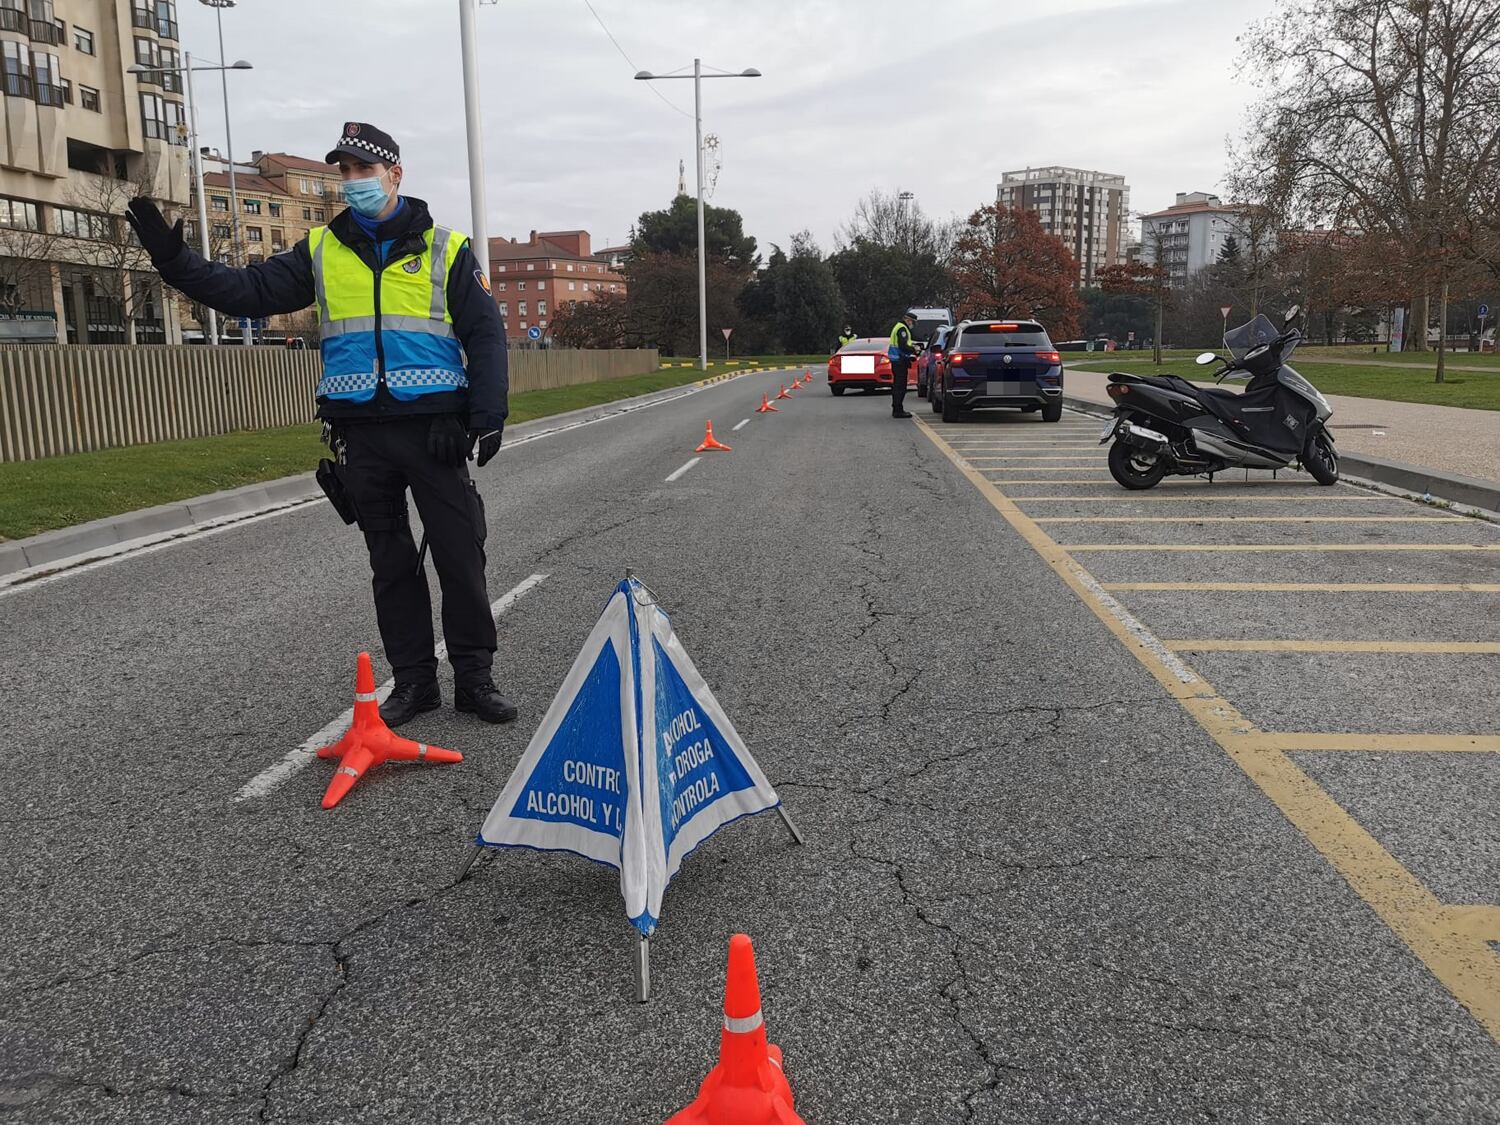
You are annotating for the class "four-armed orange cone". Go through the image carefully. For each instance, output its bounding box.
[696,420,732,452]
[316,651,462,809]
[775,383,792,400]
[664,934,804,1125]
[756,393,779,413]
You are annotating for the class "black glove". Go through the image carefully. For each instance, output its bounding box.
[428,416,469,467]
[124,198,184,265]
[470,428,503,467]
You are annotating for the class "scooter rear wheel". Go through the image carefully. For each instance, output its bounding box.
[1109,439,1169,490]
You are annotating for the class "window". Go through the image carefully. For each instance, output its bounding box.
[80,84,99,111]
[165,99,185,144]
[582,283,589,292]
[158,46,180,92]
[243,199,261,215]
[246,227,262,243]
[53,206,111,240]
[565,263,573,272]
[73,25,93,53]
[516,281,525,291]
[212,223,230,238]
[526,263,534,271]
[313,208,325,222]
[497,264,506,273]
[140,92,168,140]
[59,77,70,103]
[537,300,546,315]
[32,50,61,106]
[498,302,508,316]
[130,0,152,30]
[154,0,177,40]
[2,41,32,99]
[133,36,156,68]
[210,196,228,212]
[0,197,41,230]
[496,282,506,292]
[269,202,282,218]
[301,207,311,221]
[518,301,527,316]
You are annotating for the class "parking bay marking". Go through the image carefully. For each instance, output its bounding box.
[914,415,1500,1044]
[1105,581,1500,592]
[234,573,549,802]
[665,457,701,483]
[1033,515,1463,524]
[1067,543,1500,553]
[1010,494,1392,502]
[1164,639,1500,654]
[1271,732,1500,753]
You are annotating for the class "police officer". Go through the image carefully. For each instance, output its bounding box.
[838,325,856,348]
[888,311,918,418]
[124,122,517,728]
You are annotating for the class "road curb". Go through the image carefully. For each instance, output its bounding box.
[1061,393,1500,514]
[0,364,797,584]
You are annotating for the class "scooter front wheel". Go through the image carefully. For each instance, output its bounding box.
[1304,429,1339,485]
[1109,439,1169,490]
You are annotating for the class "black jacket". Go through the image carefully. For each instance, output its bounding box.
[154,197,507,430]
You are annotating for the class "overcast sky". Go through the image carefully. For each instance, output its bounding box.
[177,0,1273,257]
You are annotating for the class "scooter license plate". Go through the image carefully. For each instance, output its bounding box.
[1098,418,1118,444]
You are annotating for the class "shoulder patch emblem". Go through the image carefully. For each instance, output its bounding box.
[473,269,492,294]
[402,258,422,274]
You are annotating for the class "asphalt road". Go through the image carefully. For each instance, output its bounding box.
[2,369,1497,1123]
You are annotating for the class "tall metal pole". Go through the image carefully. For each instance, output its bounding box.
[213,5,250,345]
[459,0,490,276]
[694,58,707,371]
[183,53,218,345]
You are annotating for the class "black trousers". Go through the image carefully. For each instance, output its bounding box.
[891,358,912,414]
[341,416,496,687]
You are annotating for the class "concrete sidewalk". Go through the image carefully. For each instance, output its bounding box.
[1064,365,1500,488]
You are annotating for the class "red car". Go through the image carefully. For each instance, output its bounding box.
[827,337,917,397]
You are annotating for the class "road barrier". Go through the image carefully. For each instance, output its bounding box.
[0,345,659,463]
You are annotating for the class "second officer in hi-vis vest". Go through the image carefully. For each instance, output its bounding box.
[125,122,517,728]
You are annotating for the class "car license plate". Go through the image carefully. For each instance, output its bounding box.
[1099,418,1118,443]
[842,355,875,375]
[985,381,1023,396]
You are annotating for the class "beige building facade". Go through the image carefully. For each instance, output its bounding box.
[997,166,1130,288]
[1,0,190,342]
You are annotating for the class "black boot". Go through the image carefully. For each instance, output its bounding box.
[380,680,441,728]
[455,678,519,724]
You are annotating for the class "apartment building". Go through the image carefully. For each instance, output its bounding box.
[996,166,1129,287]
[488,229,625,339]
[0,0,190,342]
[1138,192,1247,287]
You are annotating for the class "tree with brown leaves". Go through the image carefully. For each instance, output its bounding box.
[948,203,1081,339]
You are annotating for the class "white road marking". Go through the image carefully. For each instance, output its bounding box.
[234,572,549,802]
[732,418,750,431]
[665,457,701,483]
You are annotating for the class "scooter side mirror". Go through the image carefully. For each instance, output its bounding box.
[1284,304,1301,325]
[1195,351,1218,366]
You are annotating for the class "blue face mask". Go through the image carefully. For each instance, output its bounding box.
[341,172,392,218]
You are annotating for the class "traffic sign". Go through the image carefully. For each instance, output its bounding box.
[721,327,733,341]
[527,325,541,340]
[1480,303,1490,319]
[1127,331,1135,342]
[1220,305,1232,319]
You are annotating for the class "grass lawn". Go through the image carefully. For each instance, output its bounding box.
[1068,358,1500,411]
[658,354,829,372]
[1,362,786,541]
[1295,345,1500,369]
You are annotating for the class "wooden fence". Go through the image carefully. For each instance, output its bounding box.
[0,345,659,463]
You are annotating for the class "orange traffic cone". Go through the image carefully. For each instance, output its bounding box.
[775,383,792,400]
[756,393,779,413]
[696,420,732,452]
[316,652,462,809]
[665,934,804,1125]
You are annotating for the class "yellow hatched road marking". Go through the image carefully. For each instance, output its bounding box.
[1271,733,1500,753]
[1067,543,1500,552]
[1165,639,1500,654]
[914,415,1500,1044]
[1033,515,1462,524]
[1447,907,1500,942]
[1103,581,1500,592]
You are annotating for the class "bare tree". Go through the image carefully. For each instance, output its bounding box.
[62,163,172,345]
[1235,0,1500,380]
[0,222,57,324]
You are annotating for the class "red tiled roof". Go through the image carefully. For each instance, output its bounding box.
[202,172,288,196]
[489,235,589,262]
[257,152,337,175]
[1141,200,1244,220]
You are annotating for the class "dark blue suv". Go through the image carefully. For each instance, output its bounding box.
[932,319,1064,423]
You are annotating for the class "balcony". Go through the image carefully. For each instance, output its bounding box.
[35,81,64,108]
[0,8,22,32]
[29,17,61,44]
[2,72,33,99]
[131,9,154,31]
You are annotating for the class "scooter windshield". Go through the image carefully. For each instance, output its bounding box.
[1223,314,1280,361]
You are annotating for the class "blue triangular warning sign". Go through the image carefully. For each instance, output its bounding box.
[473,576,788,937]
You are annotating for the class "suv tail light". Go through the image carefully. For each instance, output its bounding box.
[1035,350,1061,364]
[949,352,976,365]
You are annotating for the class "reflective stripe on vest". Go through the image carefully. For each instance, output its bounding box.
[309,223,469,404]
[888,321,908,360]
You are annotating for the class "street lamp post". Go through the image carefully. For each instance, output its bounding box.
[458,0,490,276]
[127,55,252,346]
[199,0,251,345]
[635,61,760,371]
